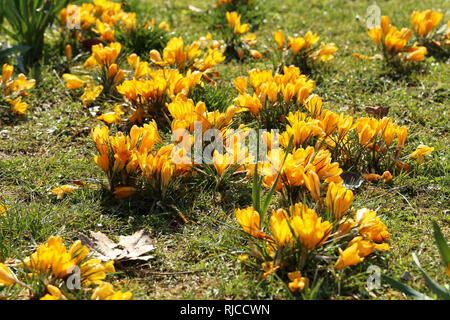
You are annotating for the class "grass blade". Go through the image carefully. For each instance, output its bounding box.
[432,221,450,266]
[412,253,450,300]
[260,134,293,217]
[381,274,432,300]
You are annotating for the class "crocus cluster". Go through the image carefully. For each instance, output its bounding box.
[411,10,449,51]
[254,92,433,178]
[91,119,198,199]
[150,36,226,77]
[235,197,390,292]
[220,11,262,61]
[63,42,123,105]
[273,30,338,71]
[116,67,203,124]
[0,64,35,116]
[233,66,316,128]
[366,15,428,63]
[60,0,137,42]
[411,10,443,38]
[0,236,132,300]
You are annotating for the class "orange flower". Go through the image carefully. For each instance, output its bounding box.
[326,182,353,221]
[288,271,308,292]
[396,126,408,151]
[233,77,248,94]
[260,261,279,280]
[250,50,262,59]
[381,171,392,183]
[81,84,103,105]
[304,170,321,201]
[274,30,285,49]
[363,173,381,182]
[409,145,434,164]
[0,204,7,216]
[405,45,427,61]
[49,185,79,200]
[355,208,390,242]
[412,10,443,37]
[1,64,14,85]
[367,27,382,45]
[235,206,262,238]
[334,243,364,270]
[0,263,16,285]
[6,97,28,115]
[65,44,72,62]
[63,74,85,90]
[335,218,355,238]
[113,186,137,199]
[97,105,124,124]
[40,285,66,300]
[290,204,332,250]
[91,282,132,300]
[237,254,248,261]
[270,209,293,246]
[288,37,305,56]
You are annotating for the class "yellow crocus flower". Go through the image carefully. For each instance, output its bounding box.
[81,84,103,105]
[355,208,390,242]
[1,63,14,85]
[6,97,28,115]
[13,73,36,91]
[287,271,308,292]
[412,10,443,37]
[270,209,293,246]
[326,182,353,221]
[405,45,428,61]
[334,243,364,270]
[304,31,320,49]
[113,186,137,199]
[304,170,321,201]
[40,285,65,300]
[274,30,285,49]
[409,144,434,164]
[91,282,132,300]
[49,185,79,200]
[288,37,306,56]
[63,74,85,90]
[233,77,248,94]
[235,206,262,238]
[290,204,332,250]
[367,27,382,45]
[65,44,72,61]
[0,263,16,285]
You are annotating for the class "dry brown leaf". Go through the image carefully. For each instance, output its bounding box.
[365,105,391,117]
[79,230,155,263]
[117,230,155,261]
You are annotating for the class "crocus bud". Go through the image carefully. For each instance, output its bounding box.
[65,44,72,62]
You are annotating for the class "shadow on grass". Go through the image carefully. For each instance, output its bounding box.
[95,171,253,236]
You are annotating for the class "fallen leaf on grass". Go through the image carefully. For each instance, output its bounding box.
[79,230,155,263]
[117,230,155,261]
[365,106,391,117]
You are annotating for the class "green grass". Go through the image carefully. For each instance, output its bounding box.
[0,0,449,300]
